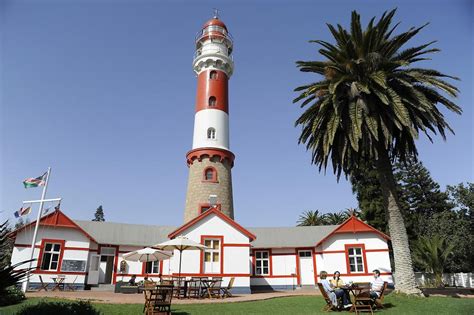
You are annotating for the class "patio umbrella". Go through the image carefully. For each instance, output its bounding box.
[122,248,173,277]
[153,235,208,279]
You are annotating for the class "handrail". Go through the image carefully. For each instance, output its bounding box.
[193,49,233,61]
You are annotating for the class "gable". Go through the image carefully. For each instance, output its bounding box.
[168,207,256,241]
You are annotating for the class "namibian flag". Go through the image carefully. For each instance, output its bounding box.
[23,172,47,188]
[14,207,31,218]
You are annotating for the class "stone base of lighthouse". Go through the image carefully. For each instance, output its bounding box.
[184,148,235,223]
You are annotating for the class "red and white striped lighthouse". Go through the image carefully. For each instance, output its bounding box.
[184,15,235,223]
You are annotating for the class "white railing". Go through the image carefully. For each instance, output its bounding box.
[193,49,233,61]
[414,272,474,288]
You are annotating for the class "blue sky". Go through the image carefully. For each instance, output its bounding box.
[1,0,472,228]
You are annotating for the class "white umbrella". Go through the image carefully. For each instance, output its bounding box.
[154,235,208,279]
[123,247,173,263]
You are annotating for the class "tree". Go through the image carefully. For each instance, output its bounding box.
[92,205,105,222]
[412,235,454,287]
[293,9,460,294]
[0,221,32,306]
[297,210,327,226]
[324,211,349,225]
[447,182,473,221]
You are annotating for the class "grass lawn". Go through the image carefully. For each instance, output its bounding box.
[0,295,473,315]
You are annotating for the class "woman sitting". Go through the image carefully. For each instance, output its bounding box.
[331,271,352,308]
[320,271,351,309]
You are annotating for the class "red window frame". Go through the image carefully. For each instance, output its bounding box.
[198,203,221,215]
[199,235,224,274]
[344,244,368,274]
[202,167,218,183]
[142,261,160,275]
[252,249,273,276]
[36,239,65,273]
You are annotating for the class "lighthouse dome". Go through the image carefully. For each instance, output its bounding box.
[202,18,228,31]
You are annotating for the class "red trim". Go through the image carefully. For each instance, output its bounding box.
[172,273,250,277]
[365,248,389,252]
[10,210,97,243]
[186,148,235,168]
[312,249,318,284]
[15,244,41,249]
[202,166,218,183]
[200,235,224,275]
[295,249,300,285]
[142,261,160,275]
[63,247,92,251]
[97,244,119,284]
[344,244,369,275]
[36,239,65,272]
[315,215,390,248]
[251,275,297,278]
[314,250,345,254]
[32,271,87,275]
[295,248,316,285]
[168,207,256,241]
[222,243,251,247]
[270,252,295,256]
[198,203,222,215]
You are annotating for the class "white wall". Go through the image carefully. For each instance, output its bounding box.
[192,109,230,150]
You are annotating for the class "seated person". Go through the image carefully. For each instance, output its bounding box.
[320,271,352,309]
[128,275,137,286]
[331,271,351,305]
[143,276,155,286]
[370,269,384,299]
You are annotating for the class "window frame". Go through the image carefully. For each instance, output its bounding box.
[344,244,368,274]
[208,96,217,107]
[202,167,218,183]
[254,250,271,276]
[37,239,65,272]
[144,261,160,274]
[200,235,224,274]
[207,127,216,140]
[209,71,218,80]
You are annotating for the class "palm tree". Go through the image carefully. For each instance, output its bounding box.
[324,211,348,225]
[297,210,327,226]
[412,236,454,287]
[293,9,460,294]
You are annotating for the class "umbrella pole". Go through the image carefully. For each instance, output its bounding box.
[178,249,182,279]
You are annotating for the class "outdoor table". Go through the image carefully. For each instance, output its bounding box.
[51,276,65,291]
[200,279,218,299]
[348,284,373,314]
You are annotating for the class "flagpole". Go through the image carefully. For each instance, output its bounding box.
[23,166,51,292]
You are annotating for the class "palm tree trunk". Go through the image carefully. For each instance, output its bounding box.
[375,150,421,295]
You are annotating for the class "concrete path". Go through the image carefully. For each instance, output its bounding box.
[26,289,321,304]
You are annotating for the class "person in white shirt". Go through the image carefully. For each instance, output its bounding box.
[370,269,385,299]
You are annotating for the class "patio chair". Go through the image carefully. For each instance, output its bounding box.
[66,276,78,291]
[220,277,235,298]
[172,277,186,298]
[38,275,49,291]
[145,285,173,315]
[372,281,388,309]
[207,278,223,299]
[187,278,202,299]
[317,282,341,312]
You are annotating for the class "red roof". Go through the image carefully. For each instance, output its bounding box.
[315,215,390,247]
[9,209,97,243]
[168,207,256,241]
[202,18,227,30]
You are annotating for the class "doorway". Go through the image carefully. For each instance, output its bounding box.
[298,250,315,286]
[99,247,116,284]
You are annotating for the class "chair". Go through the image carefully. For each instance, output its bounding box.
[38,275,49,291]
[207,278,223,299]
[187,278,202,299]
[373,281,388,309]
[66,276,78,291]
[145,285,173,315]
[317,282,339,312]
[220,277,235,298]
[172,277,186,298]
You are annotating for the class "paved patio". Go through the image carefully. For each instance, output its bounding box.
[26,289,321,304]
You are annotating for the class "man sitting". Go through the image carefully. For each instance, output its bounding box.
[128,275,137,286]
[370,269,384,299]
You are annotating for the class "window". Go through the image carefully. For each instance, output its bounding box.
[255,251,270,276]
[200,205,211,213]
[208,96,217,107]
[40,242,61,271]
[348,247,364,273]
[207,128,216,140]
[145,261,159,274]
[203,167,217,182]
[299,251,312,257]
[203,239,220,263]
[210,71,217,79]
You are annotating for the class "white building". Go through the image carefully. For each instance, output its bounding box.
[9,15,393,293]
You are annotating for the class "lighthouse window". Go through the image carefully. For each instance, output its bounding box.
[208,96,217,107]
[207,128,216,140]
[203,167,217,182]
[210,71,217,80]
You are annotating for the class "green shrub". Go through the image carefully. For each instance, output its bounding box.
[16,300,101,315]
[0,286,26,306]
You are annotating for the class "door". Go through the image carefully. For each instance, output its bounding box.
[298,250,315,285]
[99,247,116,284]
[87,255,100,285]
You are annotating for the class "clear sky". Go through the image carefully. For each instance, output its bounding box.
[1,0,472,228]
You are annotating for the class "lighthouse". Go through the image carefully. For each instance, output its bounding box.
[183,14,235,223]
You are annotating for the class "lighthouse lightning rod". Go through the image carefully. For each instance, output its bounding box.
[22,167,55,292]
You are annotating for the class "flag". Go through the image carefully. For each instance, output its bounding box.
[23,172,47,188]
[14,207,31,218]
